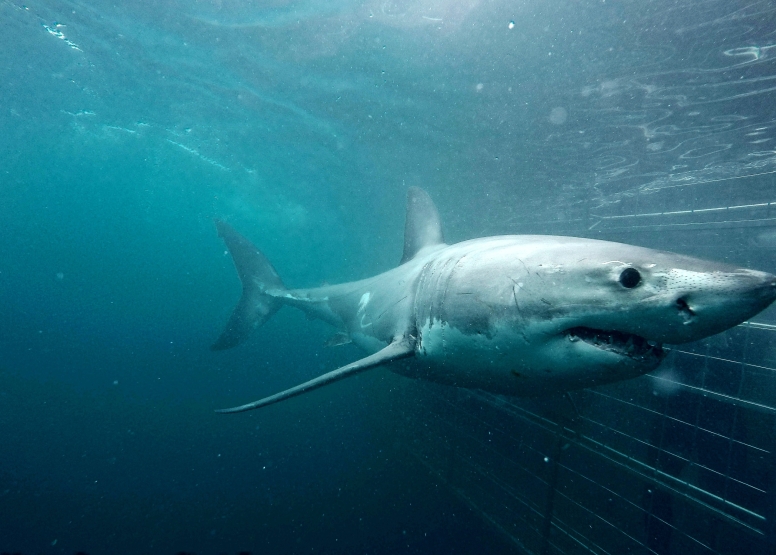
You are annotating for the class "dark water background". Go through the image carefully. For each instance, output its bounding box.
[2,0,776,553]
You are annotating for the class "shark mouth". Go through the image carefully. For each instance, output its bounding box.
[566,327,665,362]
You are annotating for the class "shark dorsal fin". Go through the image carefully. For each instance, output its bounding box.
[401,187,445,264]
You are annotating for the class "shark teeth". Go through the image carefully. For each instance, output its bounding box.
[566,327,665,361]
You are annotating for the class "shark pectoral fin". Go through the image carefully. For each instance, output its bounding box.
[215,336,416,414]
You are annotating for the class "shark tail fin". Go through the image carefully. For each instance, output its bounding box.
[211,220,285,351]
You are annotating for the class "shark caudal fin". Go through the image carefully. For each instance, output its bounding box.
[211,220,285,351]
[400,187,445,264]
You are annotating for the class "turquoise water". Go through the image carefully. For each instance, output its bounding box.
[2,0,776,553]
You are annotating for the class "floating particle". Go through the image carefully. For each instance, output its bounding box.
[549,107,568,125]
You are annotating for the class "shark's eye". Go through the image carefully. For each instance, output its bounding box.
[619,268,641,288]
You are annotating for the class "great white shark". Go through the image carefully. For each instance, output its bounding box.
[212,187,776,413]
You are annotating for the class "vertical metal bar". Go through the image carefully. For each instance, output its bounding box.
[540,428,564,555]
[445,387,459,483]
[722,327,749,505]
[765,406,776,546]
[760,324,776,546]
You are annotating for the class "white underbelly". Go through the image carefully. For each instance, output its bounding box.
[410,319,531,393]
[406,318,646,396]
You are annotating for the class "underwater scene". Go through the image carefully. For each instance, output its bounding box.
[3,0,776,553]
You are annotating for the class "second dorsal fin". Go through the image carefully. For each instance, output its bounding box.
[400,187,445,264]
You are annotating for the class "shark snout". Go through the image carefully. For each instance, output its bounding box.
[661,269,776,343]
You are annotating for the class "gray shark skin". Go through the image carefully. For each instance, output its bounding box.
[212,188,776,413]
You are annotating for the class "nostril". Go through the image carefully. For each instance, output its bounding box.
[676,297,695,323]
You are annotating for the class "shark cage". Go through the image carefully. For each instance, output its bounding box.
[383,174,776,555]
